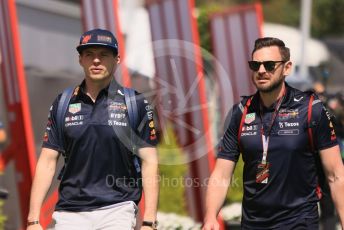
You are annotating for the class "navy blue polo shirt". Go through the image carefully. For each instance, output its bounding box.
[218,83,338,229]
[42,81,158,211]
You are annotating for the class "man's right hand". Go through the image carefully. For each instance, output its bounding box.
[202,159,235,230]
[27,148,59,230]
[202,217,220,230]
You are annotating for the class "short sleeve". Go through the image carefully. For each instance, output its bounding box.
[217,104,242,162]
[42,95,63,152]
[314,104,338,151]
[135,94,158,148]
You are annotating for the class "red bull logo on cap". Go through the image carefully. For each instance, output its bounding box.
[81,35,92,44]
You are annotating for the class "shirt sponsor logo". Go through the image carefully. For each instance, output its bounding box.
[278,109,299,120]
[241,131,257,136]
[293,96,303,102]
[245,113,255,124]
[151,129,156,135]
[108,120,127,126]
[329,121,337,141]
[279,122,299,128]
[150,133,157,140]
[65,121,83,127]
[110,113,126,119]
[145,105,153,111]
[68,103,81,114]
[242,125,258,131]
[331,130,337,141]
[149,121,155,128]
[117,89,124,96]
[278,129,299,135]
[147,111,153,120]
[43,132,48,141]
[65,115,84,122]
[109,102,127,111]
[324,106,331,121]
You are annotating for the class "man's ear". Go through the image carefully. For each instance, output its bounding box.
[116,55,121,64]
[283,61,292,76]
[78,55,82,65]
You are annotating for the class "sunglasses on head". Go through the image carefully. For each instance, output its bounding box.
[248,60,286,72]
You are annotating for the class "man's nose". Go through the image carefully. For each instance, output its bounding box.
[258,63,266,73]
[93,56,101,64]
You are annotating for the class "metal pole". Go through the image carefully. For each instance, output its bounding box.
[299,0,312,80]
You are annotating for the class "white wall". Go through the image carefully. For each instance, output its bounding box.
[17,0,83,76]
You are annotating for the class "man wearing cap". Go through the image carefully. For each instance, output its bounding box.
[27,29,159,230]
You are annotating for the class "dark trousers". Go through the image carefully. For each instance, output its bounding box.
[319,181,337,230]
[241,218,319,230]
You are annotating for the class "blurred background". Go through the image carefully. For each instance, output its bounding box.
[0,0,343,229]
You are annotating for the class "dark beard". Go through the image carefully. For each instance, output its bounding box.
[253,75,285,93]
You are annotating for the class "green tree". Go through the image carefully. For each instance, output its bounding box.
[196,0,344,40]
[261,0,299,28]
[197,3,227,53]
[312,0,344,38]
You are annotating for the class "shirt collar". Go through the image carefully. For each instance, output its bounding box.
[252,82,293,112]
[75,79,121,100]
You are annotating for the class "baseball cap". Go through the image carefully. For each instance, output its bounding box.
[76,28,118,55]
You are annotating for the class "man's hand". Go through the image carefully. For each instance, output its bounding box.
[27,148,59,230]
[202,216,220,230]
[138,147,159,227]
[203,159,235,230]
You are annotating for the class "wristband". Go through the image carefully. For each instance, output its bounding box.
[142,220,158,229]
[27,220,39,226]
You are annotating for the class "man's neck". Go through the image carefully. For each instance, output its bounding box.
[85,78,111,102]
[259,83,286,108]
